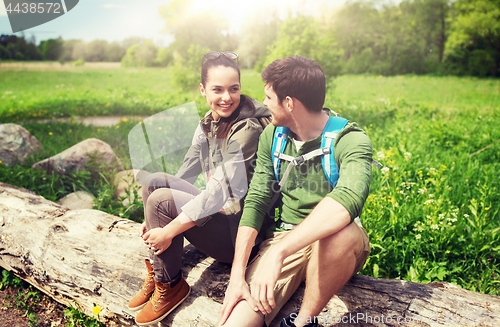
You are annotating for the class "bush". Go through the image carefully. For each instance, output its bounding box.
[155,47,173,67]
[121,41,158,67]
[0,44,11,59]
[74,58,85,66]
[467,49,496,77]
[121,44,138,67]
[170,44,209,91]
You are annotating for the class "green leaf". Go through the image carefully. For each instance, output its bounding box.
[373,264,380,278]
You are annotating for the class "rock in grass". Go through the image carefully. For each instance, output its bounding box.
[113,169,144,207]
[0,123,44,166]
[32,138,123,175]
[58,191,95,210]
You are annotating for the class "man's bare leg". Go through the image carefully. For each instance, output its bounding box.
[293,223,365,327]
[220,300,265,327]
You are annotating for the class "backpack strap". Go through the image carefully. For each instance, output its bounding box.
[271,127,290,182]
[321,116,349,188]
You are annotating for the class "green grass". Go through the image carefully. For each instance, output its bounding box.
[0,66,499,296]
[326,75,500,294]
[0,68,207,121]
[331,74,500,108]
[1,269,105,326]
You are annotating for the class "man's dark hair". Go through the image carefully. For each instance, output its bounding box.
[261,56,326,113]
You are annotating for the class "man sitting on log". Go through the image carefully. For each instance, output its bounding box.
[218,56,373,327]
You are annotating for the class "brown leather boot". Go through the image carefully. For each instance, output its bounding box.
[128,259,155,311]
[134,273,190,326]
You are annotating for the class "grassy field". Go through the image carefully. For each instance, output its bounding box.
[1,65,499,297]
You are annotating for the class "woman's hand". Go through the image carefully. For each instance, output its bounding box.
[139,222,147,237]
[142,227,173,255]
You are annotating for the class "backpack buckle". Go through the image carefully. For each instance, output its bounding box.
[292,156,305,166]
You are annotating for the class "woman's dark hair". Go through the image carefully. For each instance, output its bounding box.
[201,56,241,87]
[201,55,254,141]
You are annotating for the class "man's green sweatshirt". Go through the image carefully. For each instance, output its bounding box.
[239,121,373,233]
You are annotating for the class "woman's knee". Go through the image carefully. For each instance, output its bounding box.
[145,188,177,225]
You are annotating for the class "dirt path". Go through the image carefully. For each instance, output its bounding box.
[0,286,67,326]
[25,116,147,127]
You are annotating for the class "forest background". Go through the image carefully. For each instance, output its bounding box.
[2,0,500,81]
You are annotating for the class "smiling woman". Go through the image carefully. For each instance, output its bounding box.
[127,51,271,326]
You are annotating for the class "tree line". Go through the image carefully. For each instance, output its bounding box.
[1,0,499,80]
[0,35,143,63]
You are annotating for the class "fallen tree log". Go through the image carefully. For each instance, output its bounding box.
[1,183,499,327]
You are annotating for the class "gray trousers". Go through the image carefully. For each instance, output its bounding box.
[142,173,237,283]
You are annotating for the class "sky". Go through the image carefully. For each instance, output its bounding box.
[0,0,349,45]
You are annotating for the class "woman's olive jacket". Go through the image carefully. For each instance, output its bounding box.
[176,95,271,230]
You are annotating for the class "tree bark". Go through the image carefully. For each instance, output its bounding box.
[1,183,499,326]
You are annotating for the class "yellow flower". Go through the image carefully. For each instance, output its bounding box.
[0,160,2,164]
[49,132,53,135]
[93,306,101,315]
[116,125,120,128]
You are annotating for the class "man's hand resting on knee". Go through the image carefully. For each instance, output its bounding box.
[219,277,259,326]
[250,247,284,315]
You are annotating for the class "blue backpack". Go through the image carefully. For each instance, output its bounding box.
[271,115,350,189]
[268,114,381,227]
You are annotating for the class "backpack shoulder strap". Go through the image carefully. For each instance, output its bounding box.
[321,116,349,188]
[271,126,291,182]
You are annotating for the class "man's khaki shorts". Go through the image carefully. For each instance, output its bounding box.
[245,221,370,326]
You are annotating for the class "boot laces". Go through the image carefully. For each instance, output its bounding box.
[152,285,169,308]
[141,269,155,292]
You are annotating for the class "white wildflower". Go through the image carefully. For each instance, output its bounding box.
[404,152,412,160]
[416,234,422,240]
[429,194,434,198]
[377,151,385,160]
[431,224,439,230]
[418,188,425,194]
[424,199,435,205]
[464,214,469,218]
[381,167,390,174]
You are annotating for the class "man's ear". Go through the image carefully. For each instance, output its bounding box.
[199,83,206,98]
[285,96,294,112]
